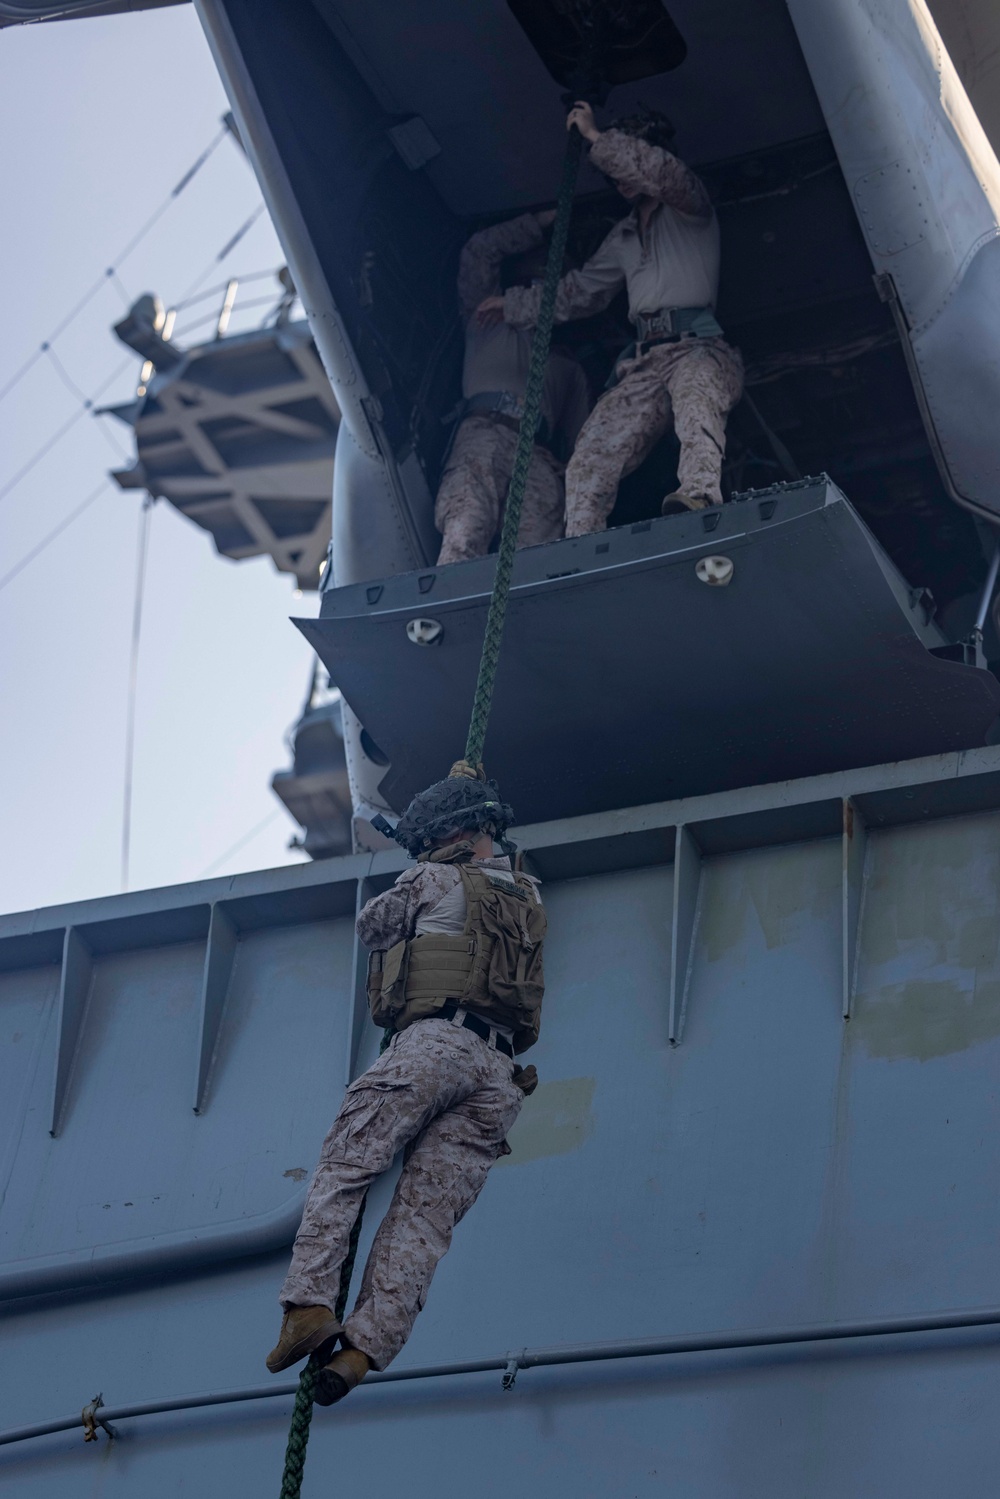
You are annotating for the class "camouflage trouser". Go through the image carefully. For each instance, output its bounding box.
[435,414,565,564]
[564,337,744,537]
[279,1018,523,1371]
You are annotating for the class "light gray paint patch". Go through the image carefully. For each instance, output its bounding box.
[496,1077,596,1166]
[853,811,1000,1061]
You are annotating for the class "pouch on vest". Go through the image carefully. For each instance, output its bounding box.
[462,869,546,1050]
[378,940,411,1021]
[370,862,547,1054]
[367,948,401,1028]
[366,949,385,1024]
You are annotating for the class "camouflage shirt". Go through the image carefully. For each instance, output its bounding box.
[356,855,536,950]
[458,212,590,453]
[503,129,719,328]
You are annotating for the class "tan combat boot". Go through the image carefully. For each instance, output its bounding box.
[313,1345,372,1407]
[266,1305,343,1373]
[661,491,713,516]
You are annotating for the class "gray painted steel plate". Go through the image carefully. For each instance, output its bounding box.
[298,479,1000,822]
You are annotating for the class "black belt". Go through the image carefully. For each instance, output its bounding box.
[604,308,726,392]
[431,1002,514,1057]
[632,306,723,342]
[463,392,552,450]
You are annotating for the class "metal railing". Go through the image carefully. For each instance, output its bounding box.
[4,1302,1000,1449]
[166,268,302,345]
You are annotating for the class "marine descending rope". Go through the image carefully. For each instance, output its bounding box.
[278,125,583,1499]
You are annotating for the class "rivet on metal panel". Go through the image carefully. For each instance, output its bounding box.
[50,927,93,1138]
[669,825,702,1045]
[194,903,239,1114]
[841,797,868,1020]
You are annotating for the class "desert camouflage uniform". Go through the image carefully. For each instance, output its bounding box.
[279,855,532,1372]
[566,337,744,533]
[436,415,567,563]
[503,129,744,533]
[436,214,589,565]
[353,854,540,949]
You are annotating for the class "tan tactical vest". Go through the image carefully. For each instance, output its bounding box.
[367,858,546,1054]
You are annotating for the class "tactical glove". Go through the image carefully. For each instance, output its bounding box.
[512,1064,538,1096]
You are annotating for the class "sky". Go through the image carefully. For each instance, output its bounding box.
[0,3,320,916]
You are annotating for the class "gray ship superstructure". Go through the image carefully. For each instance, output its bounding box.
[3,1,1000,1495]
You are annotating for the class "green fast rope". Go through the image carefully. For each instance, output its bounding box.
[279,123,584,1499]
[463,127,583,769]
[278,1031,392,1499]
[277,131,581,1481]
[278,1211,366,1499]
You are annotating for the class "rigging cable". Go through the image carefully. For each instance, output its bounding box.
[120,497,153,893]
[0,124,230,409]
[177,204,268,303]
[197,810,283,880]
[0,477,111,596]
[0,203,271,511]
[0,357,133,507]
[44,347,133,459]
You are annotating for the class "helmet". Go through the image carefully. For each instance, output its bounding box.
[395,775,515,857]
[611,105,676,150]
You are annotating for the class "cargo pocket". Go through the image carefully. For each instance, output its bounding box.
[322,1076,409,1169]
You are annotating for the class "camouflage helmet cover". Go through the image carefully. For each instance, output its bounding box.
[395,775,515,857]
